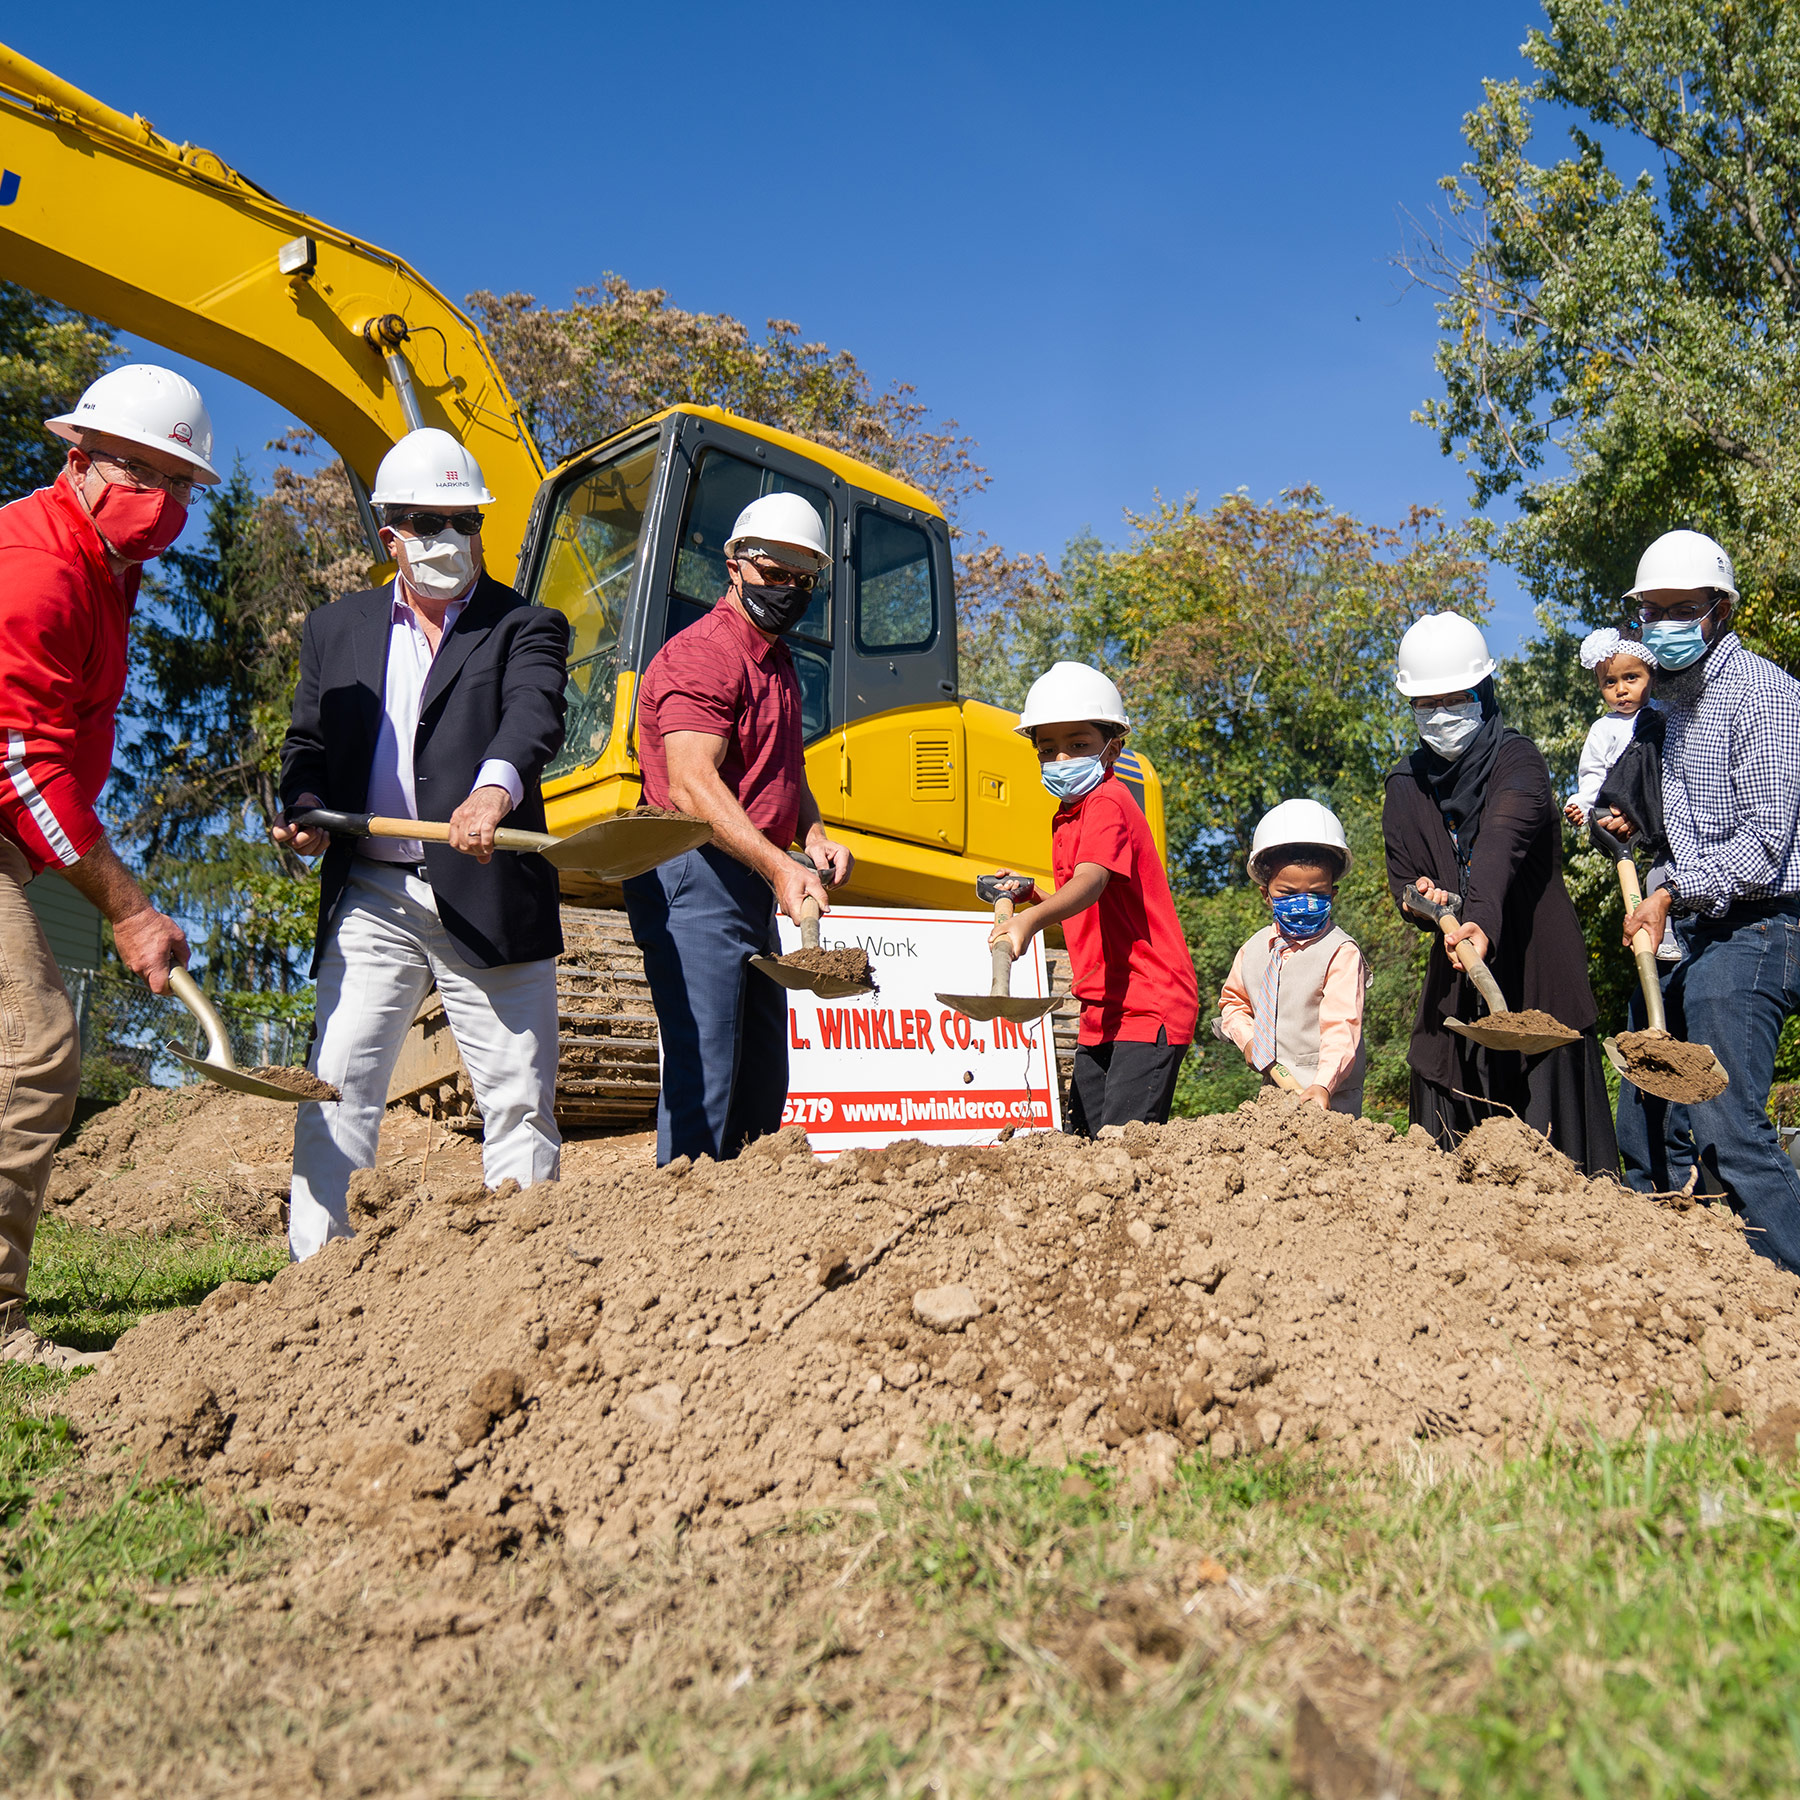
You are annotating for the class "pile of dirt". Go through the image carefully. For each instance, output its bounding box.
[776,946,876,987]
[1613,1030,1729,1103]
[1463,1007,1576,1044]
[49,1085,301,1236]
[66,1097,1800,1567]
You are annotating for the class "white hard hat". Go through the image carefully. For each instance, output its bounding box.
[1626,528,1738,602]
[1248,799,1351,880]
[370,427,496,507]
[1394,612,1496,697]
[725,492,831,571]
[1015,661,1130,736]
[45,364,220,483]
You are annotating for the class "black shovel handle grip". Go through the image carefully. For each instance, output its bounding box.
[291,807,371,836]
[977,873,1035,904]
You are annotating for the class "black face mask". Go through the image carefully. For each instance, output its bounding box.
[739,578,813,635]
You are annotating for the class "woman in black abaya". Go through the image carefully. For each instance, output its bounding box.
[1382,613,1618,1175]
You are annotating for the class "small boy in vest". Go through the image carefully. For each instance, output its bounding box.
[1217,799,1368,1113]
[988,661,1200,1136]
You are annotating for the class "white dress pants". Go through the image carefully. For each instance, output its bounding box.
[289,860,561,1260]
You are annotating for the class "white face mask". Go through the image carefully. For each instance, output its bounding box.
[399,529,476,600]
[1415,699,1483,760]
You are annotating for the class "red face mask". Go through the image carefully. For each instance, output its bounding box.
[87,477,188,561]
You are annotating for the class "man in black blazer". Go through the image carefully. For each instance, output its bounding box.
[271,428,570,1260]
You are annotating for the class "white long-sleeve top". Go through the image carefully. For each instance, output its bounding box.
[1567,710,1637,820]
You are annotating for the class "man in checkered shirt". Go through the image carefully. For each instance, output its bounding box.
[1620,530,1800,1272]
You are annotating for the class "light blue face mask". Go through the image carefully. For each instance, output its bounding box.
[1040,756,1108,802]
[1642,617,1711,671]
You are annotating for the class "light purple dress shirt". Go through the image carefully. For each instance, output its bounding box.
[362,582,523,863]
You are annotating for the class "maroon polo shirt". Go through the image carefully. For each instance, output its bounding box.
[636,596,803,849]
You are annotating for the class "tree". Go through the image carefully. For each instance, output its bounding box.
[1066,488,1486,888]
[0,283,117,497]
[1405,0,1800,664]
[467,277,986,523]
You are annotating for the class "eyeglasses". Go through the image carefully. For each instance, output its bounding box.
[389,510,485,536]
[1631,594,1724,625]
[89,449,200,503]
[742,558,819,592]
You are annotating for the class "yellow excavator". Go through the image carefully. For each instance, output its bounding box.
[0,43,1169,1125]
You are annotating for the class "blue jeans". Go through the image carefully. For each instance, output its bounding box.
[1663,902,1800,1272]
[1616,959,1696,1196]
[623,845,788,1167]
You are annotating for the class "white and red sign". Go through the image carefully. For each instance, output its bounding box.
[774,904,1062,1153]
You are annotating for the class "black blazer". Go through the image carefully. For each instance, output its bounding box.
[280,574,570,974]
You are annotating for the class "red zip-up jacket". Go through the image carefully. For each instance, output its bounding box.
[0,478,139,874]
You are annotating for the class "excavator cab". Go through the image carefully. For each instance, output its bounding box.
[517,404,1027,907]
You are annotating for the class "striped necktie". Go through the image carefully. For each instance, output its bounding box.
[1250,935,1282,1072]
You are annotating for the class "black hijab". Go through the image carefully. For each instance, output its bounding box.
[1409,677,1514,879]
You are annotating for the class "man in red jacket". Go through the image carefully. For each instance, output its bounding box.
[0,365,209,1366]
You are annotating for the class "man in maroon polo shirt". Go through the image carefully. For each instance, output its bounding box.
[624,492,852,1164]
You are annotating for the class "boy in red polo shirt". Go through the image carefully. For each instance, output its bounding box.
[989,661,1199,1135]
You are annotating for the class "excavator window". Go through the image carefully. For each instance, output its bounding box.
[663,447,836,742]
[535,436,659,778]
[854,509,938,653]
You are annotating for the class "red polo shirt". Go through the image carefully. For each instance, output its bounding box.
[636,597,803,849]
[0,478,139,874]
[1052,775,1199,1047]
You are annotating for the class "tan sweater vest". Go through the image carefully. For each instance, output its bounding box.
[1259,924,1365,1116]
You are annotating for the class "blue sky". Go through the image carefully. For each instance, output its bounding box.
[15,2,1558,648]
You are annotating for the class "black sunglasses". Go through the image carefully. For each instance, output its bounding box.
[390,510,484,536]
[744,559,819,592]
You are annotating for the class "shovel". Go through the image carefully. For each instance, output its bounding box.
[1400,887,1580,1055]
[1206,1015,1306,1093]
[292,807,710,879]
[1602,859,1728,1104]
[748,852,877,1000]
[935,875,1061,1027]
[164,967,338,1105]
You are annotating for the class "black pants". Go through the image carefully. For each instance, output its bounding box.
[1068,1028,1189,1137]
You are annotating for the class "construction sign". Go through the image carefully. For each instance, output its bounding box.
[774,905,1063,1153]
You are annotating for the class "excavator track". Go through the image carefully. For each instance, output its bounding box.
[389,905,1077,1132]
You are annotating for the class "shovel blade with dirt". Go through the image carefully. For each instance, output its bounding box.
[292,807,710,879]
[1400,886,1580,1056]
[1602,857,1728,1104]
[164,967,338,1105]
[747,853,877,999]
[935,875,1061,1027]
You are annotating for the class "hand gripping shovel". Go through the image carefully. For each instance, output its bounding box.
[935,875,1061,1027]
[164,967,339,1104]
[747,852,877,1000]
[293,807,710,879]
[1400,887,1579,1056]
[1602,859,1728,1104]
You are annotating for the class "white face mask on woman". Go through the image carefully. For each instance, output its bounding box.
[1414,699,1483,760]
[400,529,476,601]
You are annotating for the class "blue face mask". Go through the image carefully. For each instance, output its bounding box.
[1642,617,1711,671]
[1040,756,1108,802]
[1271,892,1333,939]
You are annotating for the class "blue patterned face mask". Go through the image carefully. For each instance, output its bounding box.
[1271,892,1333,939]
[1040,756,1107,802]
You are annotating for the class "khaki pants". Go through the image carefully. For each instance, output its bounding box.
[0,839,80,1305]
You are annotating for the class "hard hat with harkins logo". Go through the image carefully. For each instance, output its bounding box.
[370,427,496,507]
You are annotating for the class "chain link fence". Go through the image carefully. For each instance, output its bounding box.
[69,972,314,1101]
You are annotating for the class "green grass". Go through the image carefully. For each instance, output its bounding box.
[25,1216,285,1351]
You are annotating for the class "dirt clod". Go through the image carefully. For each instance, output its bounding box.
[773,946,876,987]
[245,1066,340,1101]
[1614,1030,1730,1103]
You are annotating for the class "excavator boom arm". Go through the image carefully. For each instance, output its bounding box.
[0,43,543,575]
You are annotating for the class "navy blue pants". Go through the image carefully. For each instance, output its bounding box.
[1656,903,1800,1273]
[624,845,788,1167]
[1616,958,1697,1196]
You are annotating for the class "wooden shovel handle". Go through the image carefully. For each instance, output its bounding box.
[1268,1062,1303,1094]
[800,894,822,952]
[1615,859,1668,1033]
[369,815,559,855]
[990,897,1015,998]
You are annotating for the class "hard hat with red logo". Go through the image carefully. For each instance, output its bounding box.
[45,364,220,483]
[369,427,496,507]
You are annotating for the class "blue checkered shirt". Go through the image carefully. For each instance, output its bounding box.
[1660,632,1800,917]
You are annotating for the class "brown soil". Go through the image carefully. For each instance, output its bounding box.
[244,1065,340,1102]
[67,1095,1800,1570]
[1615,1029,1730,1103]
[774,945,876,988]
[1470,1008,1578,1043]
